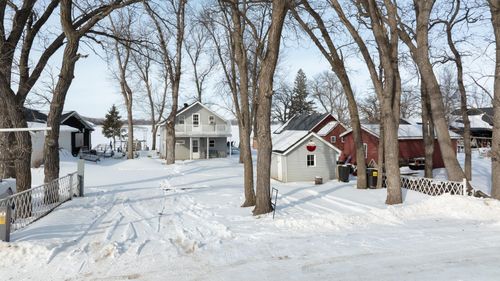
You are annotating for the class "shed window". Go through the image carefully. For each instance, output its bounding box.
[341,136,345,143]
[209,115,215,124]
[179,116,185,125]
[330,136,336,143]
[209,139,215,148]
[307,155,316,167]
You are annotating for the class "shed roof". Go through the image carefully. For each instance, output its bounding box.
[316,121,339,136]
[272,130,309,153]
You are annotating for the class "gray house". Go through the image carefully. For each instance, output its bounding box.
[159,102,232,160]
[271,131,340,182]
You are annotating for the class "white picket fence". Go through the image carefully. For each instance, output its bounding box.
[385,175,468,196]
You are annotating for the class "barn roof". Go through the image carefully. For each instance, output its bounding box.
[339,124,461,140]
[316,121,339,136]
[274,113,329,133]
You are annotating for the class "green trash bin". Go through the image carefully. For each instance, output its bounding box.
[338,165,350,182]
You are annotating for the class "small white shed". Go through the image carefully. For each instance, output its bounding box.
[271,131,340,183]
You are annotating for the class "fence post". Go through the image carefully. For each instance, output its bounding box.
[78,159,85,197]
[0,204,11,242]
[462,178,467,196]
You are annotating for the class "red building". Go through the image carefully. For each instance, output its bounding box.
[339,124,459,168]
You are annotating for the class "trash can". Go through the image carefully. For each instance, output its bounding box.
[338,165,350,182]
[315,176,323,185]
[366,168,378,188]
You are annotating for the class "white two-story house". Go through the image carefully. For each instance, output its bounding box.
[159,101,232,160]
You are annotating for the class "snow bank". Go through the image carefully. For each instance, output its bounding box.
[276,195,500,231]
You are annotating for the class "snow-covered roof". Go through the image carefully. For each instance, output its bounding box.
[272,130,341,155]
[450,114,492,130]
[272,130,309,153]
[340,124,461,140]
[317,121,338,136]
[27,122,79,132]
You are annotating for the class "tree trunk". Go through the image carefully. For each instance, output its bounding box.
[376,121,384,188]
[421,80,435,178]
[489,0,500,199]
[151,125,158,151]
[165,117,176,164]
[412,1,466,182]
[0,100,16,179]
[240,124,256,207]
[253,0,288,216]
[382,96,402,204]
[126,102,134,159]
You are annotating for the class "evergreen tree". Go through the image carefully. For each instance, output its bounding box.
[289,69,315,117]
[102,105,122,150]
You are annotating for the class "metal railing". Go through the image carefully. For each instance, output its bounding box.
[384,175,467,196]
[0,172,80,233]
[175,123,230,135]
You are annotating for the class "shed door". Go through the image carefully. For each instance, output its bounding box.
[277,156,283,180]
[75,133,84,148]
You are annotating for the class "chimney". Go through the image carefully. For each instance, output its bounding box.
[183,103,189,108]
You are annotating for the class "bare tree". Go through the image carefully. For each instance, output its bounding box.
[272,82,293,123]
[488,0,500,199]
[144,0,187,165]
[106,9,136,159]
[398,0,467,182]
[185,19,217,102]
[132,45,168,151]
[310,71,349,124]
[290,0,368,190]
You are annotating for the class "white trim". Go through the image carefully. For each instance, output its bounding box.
[363,143,368,159]
[177,101,228,123]
[175,140,185,145]
[282,132,342,156]
[60,111,93,130]
[0,127,52,132]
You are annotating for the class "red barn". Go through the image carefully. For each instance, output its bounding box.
[339,124,460,168]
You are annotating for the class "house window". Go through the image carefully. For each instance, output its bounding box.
[341,136,345,143]
[179,116,185,125]
[193,114,199,127]
[209,115,215,125]
[209,139,215,148]
[307,155,316,167]
[330,136,336,143]
[176,140,185,145]
[363,143,368,159]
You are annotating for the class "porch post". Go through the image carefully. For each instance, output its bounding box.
[207,137,209,159]
[229,139,232,157]
[189,137,192,160]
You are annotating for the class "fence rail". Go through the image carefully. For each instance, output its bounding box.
[384,175,467,196]
[0,172,80,233]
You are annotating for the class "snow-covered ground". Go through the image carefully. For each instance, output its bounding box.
[2,153,500,280]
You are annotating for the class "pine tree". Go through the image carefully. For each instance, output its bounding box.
[102,105,122,150]
[289,69,315,117]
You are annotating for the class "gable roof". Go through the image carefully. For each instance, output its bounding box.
[272,131,341,155]
[274,113,329,133]
[60,111,94,130]
[339,124,461,140]
[316,120,348,136]
[176,101,228,122]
